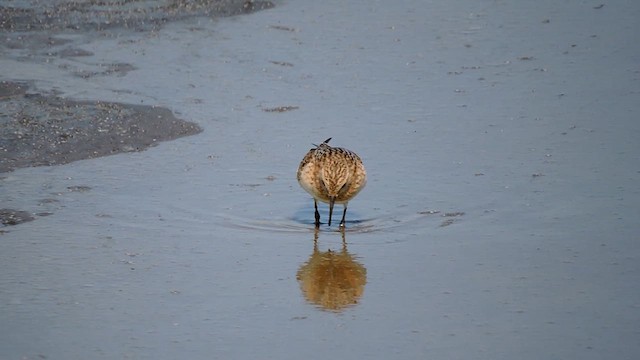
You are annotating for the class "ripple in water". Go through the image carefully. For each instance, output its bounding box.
[217,209,456,234]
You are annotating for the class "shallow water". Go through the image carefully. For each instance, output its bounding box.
[2,0,640,359]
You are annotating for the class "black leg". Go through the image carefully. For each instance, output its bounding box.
[339,204,348,227]
[314,199,320,227]
[328,198,335,227]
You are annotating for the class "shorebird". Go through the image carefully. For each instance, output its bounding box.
[297,138,366,227]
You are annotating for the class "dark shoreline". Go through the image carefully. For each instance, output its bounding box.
[0,81,203,174]
[0,0,276,174]
[0,1,275,227]
[0,80,204,228]
[0,0,275,32]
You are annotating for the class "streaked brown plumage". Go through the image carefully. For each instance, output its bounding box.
[297,138,366,227]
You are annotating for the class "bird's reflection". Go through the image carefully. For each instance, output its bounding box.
[296,228,367,312]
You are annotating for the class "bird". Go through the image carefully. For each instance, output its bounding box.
[297,138,366,227]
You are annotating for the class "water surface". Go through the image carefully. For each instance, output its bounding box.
[1,0,639,359]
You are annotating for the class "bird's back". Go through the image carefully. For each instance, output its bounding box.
[297,142,366,204]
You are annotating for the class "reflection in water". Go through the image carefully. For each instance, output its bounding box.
[296,229,367,311]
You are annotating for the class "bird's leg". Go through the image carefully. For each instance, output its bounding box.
[339,203,348,227]
[314,199,321,227]
[328,197,335,226]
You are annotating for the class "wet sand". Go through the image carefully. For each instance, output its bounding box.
[0,1,273,226]
[1,0,275,175]
[0,80,202,174]
[0,0,274,32]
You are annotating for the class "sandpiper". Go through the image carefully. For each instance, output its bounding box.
[297,138,366,227]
